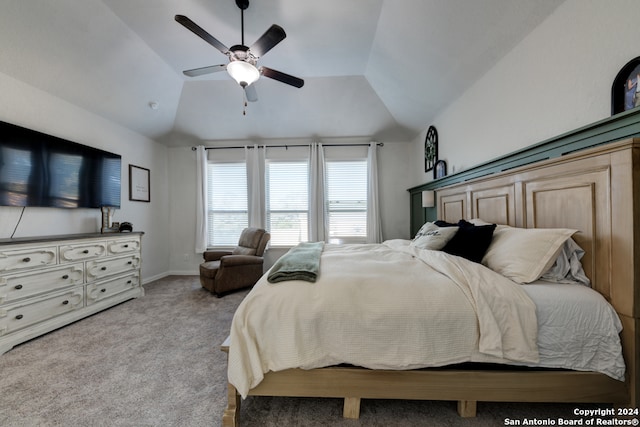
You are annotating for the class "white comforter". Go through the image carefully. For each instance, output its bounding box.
[228,240,539,397]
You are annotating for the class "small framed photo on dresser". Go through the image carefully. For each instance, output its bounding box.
[434,160,447,179]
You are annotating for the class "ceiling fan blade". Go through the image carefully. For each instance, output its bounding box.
[250,24,286,58]
[260,67,304,88]
[175,15,229,55]
[183,64,227,77]
[244,84,258,102]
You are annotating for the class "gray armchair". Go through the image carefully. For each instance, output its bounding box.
[199,227,270,296]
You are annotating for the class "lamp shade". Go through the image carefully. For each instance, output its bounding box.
[422,190,435,208]
[227,61,260,87]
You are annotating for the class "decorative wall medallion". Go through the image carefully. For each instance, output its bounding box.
[424,126,438,172]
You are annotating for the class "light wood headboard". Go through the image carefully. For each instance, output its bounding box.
[437,138,640,405]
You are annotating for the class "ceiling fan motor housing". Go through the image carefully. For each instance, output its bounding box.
[229,45,257,66]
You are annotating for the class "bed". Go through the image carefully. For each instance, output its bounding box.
[221,138,640,426]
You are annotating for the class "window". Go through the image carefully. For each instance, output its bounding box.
[203,146,374,248]
[326,160,368,243]
[266,160,309,246]
[207,162,248,246]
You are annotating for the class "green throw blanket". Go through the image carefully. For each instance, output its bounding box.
[267,242,324,283]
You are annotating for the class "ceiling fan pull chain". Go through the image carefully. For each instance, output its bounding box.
[242,93,248,116]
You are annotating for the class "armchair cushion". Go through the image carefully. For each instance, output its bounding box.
[232,227,269,256]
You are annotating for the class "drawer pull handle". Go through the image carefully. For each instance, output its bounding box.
[15,314,23,320]
[14,284,23,290]
[124,244,129,248]
[127,280,132,284]
[62,275,69,280]
[83,250,89,254]
[101,267,107,271]
[127,261,133,265]
[62,300,69,305]
[22,257,31,263]
[101,289,106,293]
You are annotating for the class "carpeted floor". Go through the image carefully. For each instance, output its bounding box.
[0,276,614,426]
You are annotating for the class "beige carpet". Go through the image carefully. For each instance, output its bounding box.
[0,276,613,426]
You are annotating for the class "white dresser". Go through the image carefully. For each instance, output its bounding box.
[0,232,144,354]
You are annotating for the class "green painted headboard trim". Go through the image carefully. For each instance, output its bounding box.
[408,108,640,236]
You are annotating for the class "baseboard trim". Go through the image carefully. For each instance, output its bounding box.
[142,271,199,284]
[142,272,169,284]
[167,270,199,276]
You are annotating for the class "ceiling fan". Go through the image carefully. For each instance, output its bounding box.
[175,0,304,103]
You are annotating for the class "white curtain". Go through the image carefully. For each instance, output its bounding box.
[246,145,265,228]
[308,142,327,242]
[366,142,383,243]
[195,145,208,253]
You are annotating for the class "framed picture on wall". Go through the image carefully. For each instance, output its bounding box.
[611,56,640,115]
[129,164,150,202]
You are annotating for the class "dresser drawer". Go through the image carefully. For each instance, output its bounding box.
[107,238,140,255]
[59,242,106,263]
[0,246,57,273]
[0,289,83,336]
[86,254,140,281]
[86,272,140,306]
[0,263,84,304]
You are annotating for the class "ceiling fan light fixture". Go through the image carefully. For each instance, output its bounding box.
[227,60,260,87]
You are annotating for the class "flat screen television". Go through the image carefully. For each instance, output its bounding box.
[0,120,121,208]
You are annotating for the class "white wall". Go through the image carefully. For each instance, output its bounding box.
[377,141,413,240]
[0,71,170,282]
[166,139,413,274]
[410,0,640,188]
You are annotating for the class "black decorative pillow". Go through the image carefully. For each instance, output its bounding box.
[437,219,497,263]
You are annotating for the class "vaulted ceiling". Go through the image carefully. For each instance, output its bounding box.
[0,0,565,146]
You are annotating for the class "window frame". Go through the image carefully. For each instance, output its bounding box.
[265,158,310,247]
[206,160,249,248]
[325,158,369,244]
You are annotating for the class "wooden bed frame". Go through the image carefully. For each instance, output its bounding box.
[221,138,640,426]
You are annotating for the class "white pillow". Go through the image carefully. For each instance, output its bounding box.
[482,225,577,283]
[411,222,459,251]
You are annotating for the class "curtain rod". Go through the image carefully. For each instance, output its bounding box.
[191,142,383,151]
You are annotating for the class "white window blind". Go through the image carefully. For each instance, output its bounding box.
[207,162,248,246]
[326,160,368,243]
[266,161,309,246]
